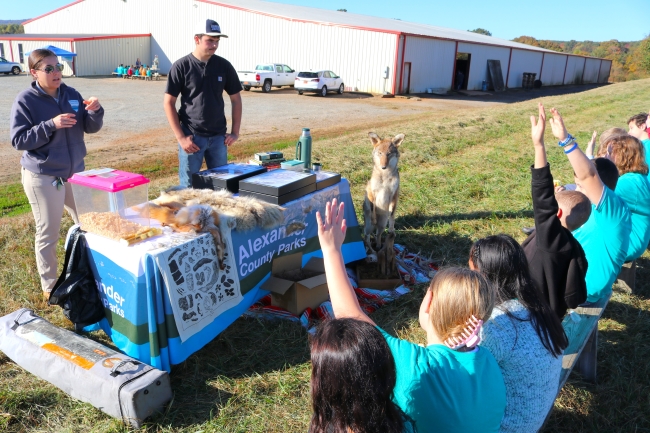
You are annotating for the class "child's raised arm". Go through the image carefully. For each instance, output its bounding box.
[530,102,547,168]
[317,199,375,325]
[549,108,604,204]
[585,130,598,159]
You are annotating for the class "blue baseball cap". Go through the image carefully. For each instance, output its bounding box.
[199,19,228,38]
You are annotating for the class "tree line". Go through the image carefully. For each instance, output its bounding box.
[0,24,24,34]
[512,35,650,82]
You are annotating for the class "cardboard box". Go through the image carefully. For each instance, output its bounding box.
[261,253,329,315]
[239,169,316,196]
[239,183,316,205]
[192,163,267,193]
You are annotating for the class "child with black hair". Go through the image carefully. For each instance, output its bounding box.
[309,318,415,433]
[548,108,631,304]
[471,234,567,433]
[316,199,505,433]
[522,103,589,318]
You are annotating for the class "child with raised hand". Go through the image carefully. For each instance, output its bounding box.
[471,234,567,433]
[597,134,650,262]
[522,103,589,318]
[309,318,415,433]
[548,107,631,304]
[316,199,506,433]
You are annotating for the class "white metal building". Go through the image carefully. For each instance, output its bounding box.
[17,0,611,93]
[0,34,150,76]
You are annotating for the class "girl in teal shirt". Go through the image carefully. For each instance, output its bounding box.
[601,134,650,261]
[316,199,506,433]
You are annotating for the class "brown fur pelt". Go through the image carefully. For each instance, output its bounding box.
[153,188,285,232]
[147,202,227,270]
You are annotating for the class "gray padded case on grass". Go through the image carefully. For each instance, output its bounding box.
[0,308,172,428]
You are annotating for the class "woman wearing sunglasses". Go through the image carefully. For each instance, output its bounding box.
[10,48,104,298]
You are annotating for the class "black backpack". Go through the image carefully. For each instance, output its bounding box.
[49,227,105,332]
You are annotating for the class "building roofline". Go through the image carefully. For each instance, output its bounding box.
[22,0,86,26]
[200,0,609,62]
[0,34,151,42]
[198,0,402,36]
[19,0,612,64]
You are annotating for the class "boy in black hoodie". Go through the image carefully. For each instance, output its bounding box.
[521,103,589,318]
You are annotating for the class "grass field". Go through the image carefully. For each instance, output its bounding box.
[1,80,650,432]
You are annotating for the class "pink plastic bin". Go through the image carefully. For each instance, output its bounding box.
[68,169,151,240]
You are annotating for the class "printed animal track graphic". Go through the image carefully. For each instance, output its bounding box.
[182,311,198,321]
[169,259,185,285]
[221,274,234,288]
[196,271,206,286]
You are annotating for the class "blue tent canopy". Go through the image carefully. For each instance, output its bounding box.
[25,45,78,57]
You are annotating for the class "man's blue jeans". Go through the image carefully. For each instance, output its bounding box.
[178,125,227,188]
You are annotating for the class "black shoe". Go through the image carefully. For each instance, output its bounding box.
[521,227,535,235]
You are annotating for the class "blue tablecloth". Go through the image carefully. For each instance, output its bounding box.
[82,180,365,372]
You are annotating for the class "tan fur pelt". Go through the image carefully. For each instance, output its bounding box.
[153,188,285,232]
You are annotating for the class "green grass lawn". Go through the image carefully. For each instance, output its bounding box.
[1,80,650,432]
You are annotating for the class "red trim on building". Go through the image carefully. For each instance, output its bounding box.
[73,34,151,42]
[399,35,407,94]
[22,0,86,26]
[9,40,14,62]
[0,34,150,42]
[391,34,400,95]
[539,53,545,81]
[505,48,513,88]
[451,41,458,89]
[562,55,569,85]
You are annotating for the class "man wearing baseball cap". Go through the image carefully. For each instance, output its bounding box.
[164,19,242,188]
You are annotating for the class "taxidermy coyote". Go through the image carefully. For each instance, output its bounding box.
[363,132,405,272]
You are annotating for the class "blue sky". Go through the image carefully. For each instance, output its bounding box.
[4,0,648,42]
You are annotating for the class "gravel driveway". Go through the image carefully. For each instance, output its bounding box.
[0,74,604,183]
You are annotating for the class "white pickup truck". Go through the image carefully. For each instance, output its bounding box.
[238,64,297,93]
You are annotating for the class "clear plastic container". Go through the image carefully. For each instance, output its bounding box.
[68,168,151,241]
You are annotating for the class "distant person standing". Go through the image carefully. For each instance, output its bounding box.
[163,19,242,188]
[455,70,465,90]
[10,48,103,297]
[152,54,159,70]
[135,58,142,69]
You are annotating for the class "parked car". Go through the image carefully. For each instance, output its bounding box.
[294,70,344,96]
[0,57,23,75]
[238,63,297,92]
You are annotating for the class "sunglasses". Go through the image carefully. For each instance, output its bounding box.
[38,63,65,74]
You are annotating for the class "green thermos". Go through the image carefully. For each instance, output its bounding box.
[295,128,312,171]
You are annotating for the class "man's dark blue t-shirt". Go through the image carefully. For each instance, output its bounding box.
[165,53,241,137]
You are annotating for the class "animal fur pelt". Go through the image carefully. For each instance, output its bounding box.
[148,202,227,270]
[153,188,285,232]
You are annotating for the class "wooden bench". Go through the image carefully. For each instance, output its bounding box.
[559,293,610,386]
[542,293,611,429]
